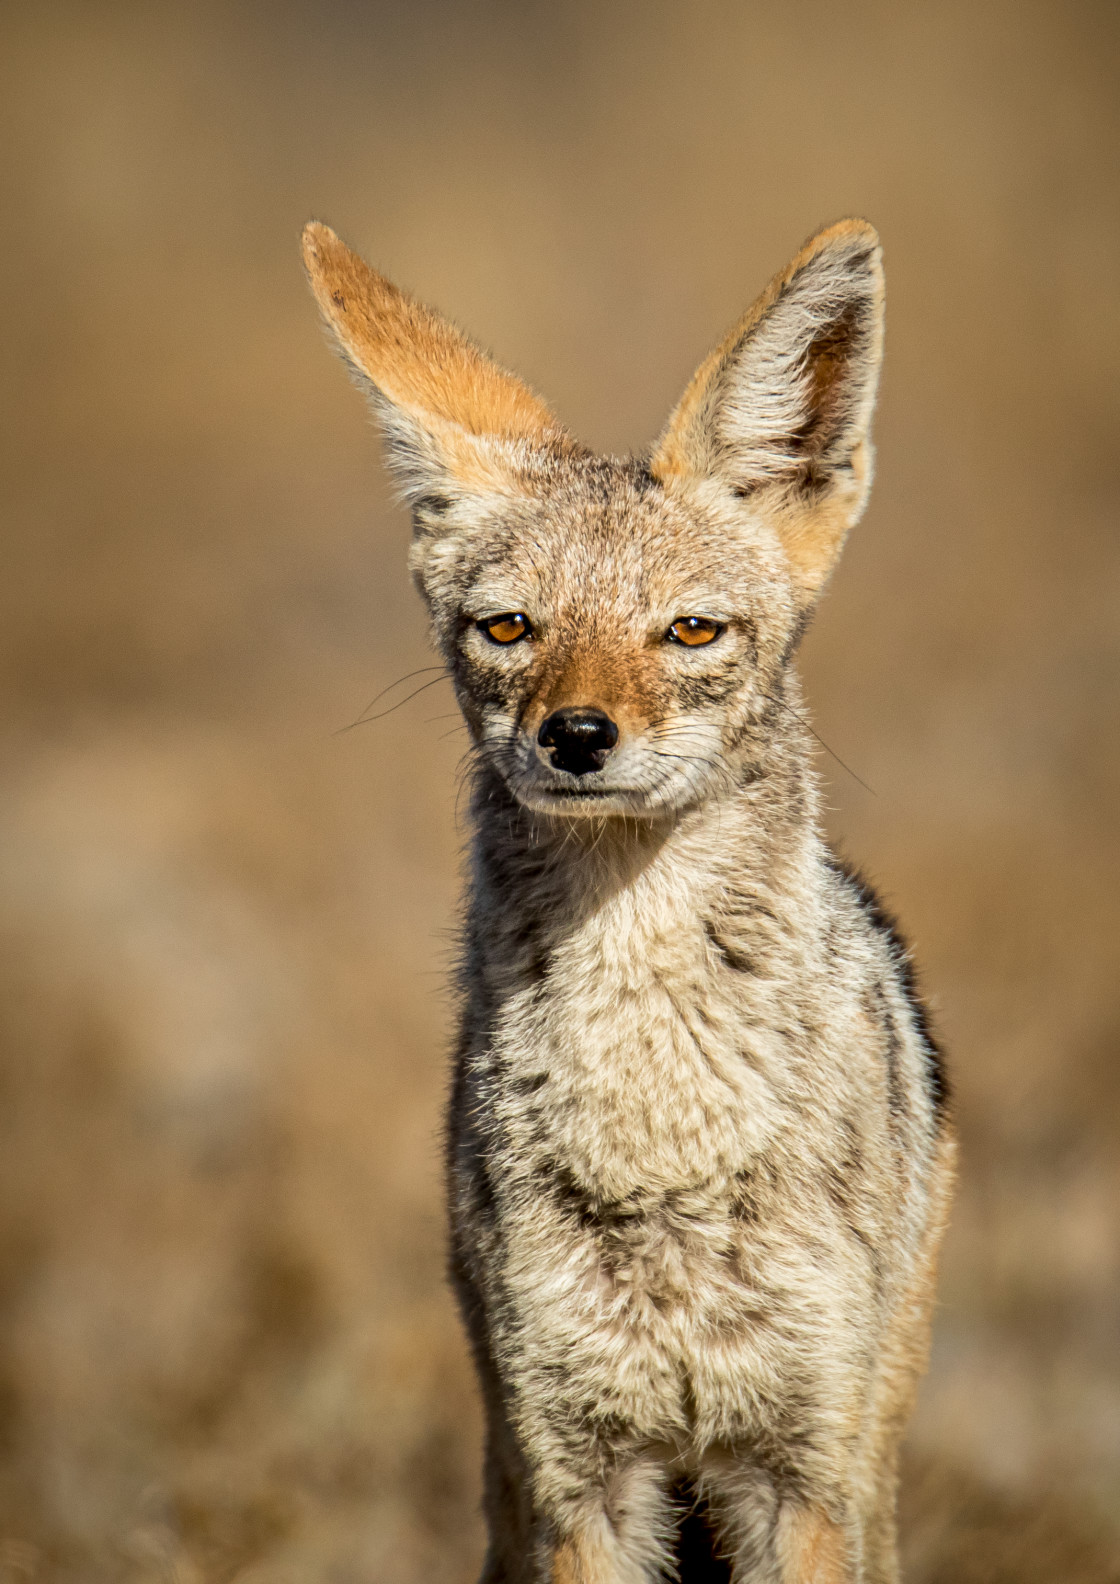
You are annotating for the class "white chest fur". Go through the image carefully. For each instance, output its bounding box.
[490,844,795,1203]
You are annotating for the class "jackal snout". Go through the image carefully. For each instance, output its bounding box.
[537,707,619,777]
[486,606,758,819]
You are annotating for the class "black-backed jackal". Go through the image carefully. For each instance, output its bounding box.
[304,217,954,1583]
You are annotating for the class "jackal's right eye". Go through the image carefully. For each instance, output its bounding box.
[478,613,532,645]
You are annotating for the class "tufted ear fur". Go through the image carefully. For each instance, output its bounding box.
[301,222,575,514]
[650,219,885,603]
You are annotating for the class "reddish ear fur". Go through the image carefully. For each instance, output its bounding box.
[302,222,565,447]
[303,218,883,600]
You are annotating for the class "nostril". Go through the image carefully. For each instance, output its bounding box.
[537,708,619,774]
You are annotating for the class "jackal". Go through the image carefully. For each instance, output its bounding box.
[303,217,955,1584]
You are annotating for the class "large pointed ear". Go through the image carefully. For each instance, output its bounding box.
[301,221,574,510]
[650,219,884,604]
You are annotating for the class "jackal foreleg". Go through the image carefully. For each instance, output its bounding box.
[773,1504,855,1584]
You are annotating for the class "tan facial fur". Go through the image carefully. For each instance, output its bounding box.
[305,219,954,1582]
[427,470,798,820]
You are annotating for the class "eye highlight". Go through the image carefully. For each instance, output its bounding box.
[667,616,724,647]
[479,612,532,645]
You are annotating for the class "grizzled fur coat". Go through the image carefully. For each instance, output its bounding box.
[303,216,955,1584]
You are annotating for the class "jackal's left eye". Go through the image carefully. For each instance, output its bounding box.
[479,612,532,645]
[667,617,724,647]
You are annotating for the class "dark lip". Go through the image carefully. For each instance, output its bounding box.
[537,785,629,799]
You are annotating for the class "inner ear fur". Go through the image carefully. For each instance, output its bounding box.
[301,221,575,500]
[650,219,885,601]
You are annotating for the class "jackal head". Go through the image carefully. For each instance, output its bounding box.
[303,220,884,819]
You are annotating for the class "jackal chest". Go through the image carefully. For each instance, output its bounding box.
[489,891,793,1203]
[472,892,878,1460]
[488,1153,872,1462]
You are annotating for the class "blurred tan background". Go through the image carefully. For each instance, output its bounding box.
[1,1,1118,1579]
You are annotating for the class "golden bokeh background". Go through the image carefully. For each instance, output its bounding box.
[1,2,1118,1578]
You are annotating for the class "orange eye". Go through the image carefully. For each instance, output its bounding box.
[667,616,724,647]
[480,612,531,645]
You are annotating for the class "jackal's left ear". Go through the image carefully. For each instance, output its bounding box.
[302,222,573,510]
[651,220,884,603]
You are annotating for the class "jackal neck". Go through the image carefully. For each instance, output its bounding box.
[465,702,823,987]
[462,711,828,1202]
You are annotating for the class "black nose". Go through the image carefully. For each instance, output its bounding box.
[537,707,619,777]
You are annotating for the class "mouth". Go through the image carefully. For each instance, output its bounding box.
[539,784,622,799]
[487,730,694,817]
[513,777,655,816]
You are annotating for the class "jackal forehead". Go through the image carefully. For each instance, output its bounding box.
[458,485,780,629]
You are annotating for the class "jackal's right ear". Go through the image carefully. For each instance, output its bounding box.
[302,222,572,516]
[650,220,884,605]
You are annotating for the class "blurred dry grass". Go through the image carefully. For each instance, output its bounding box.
[1,1,1118,1578]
